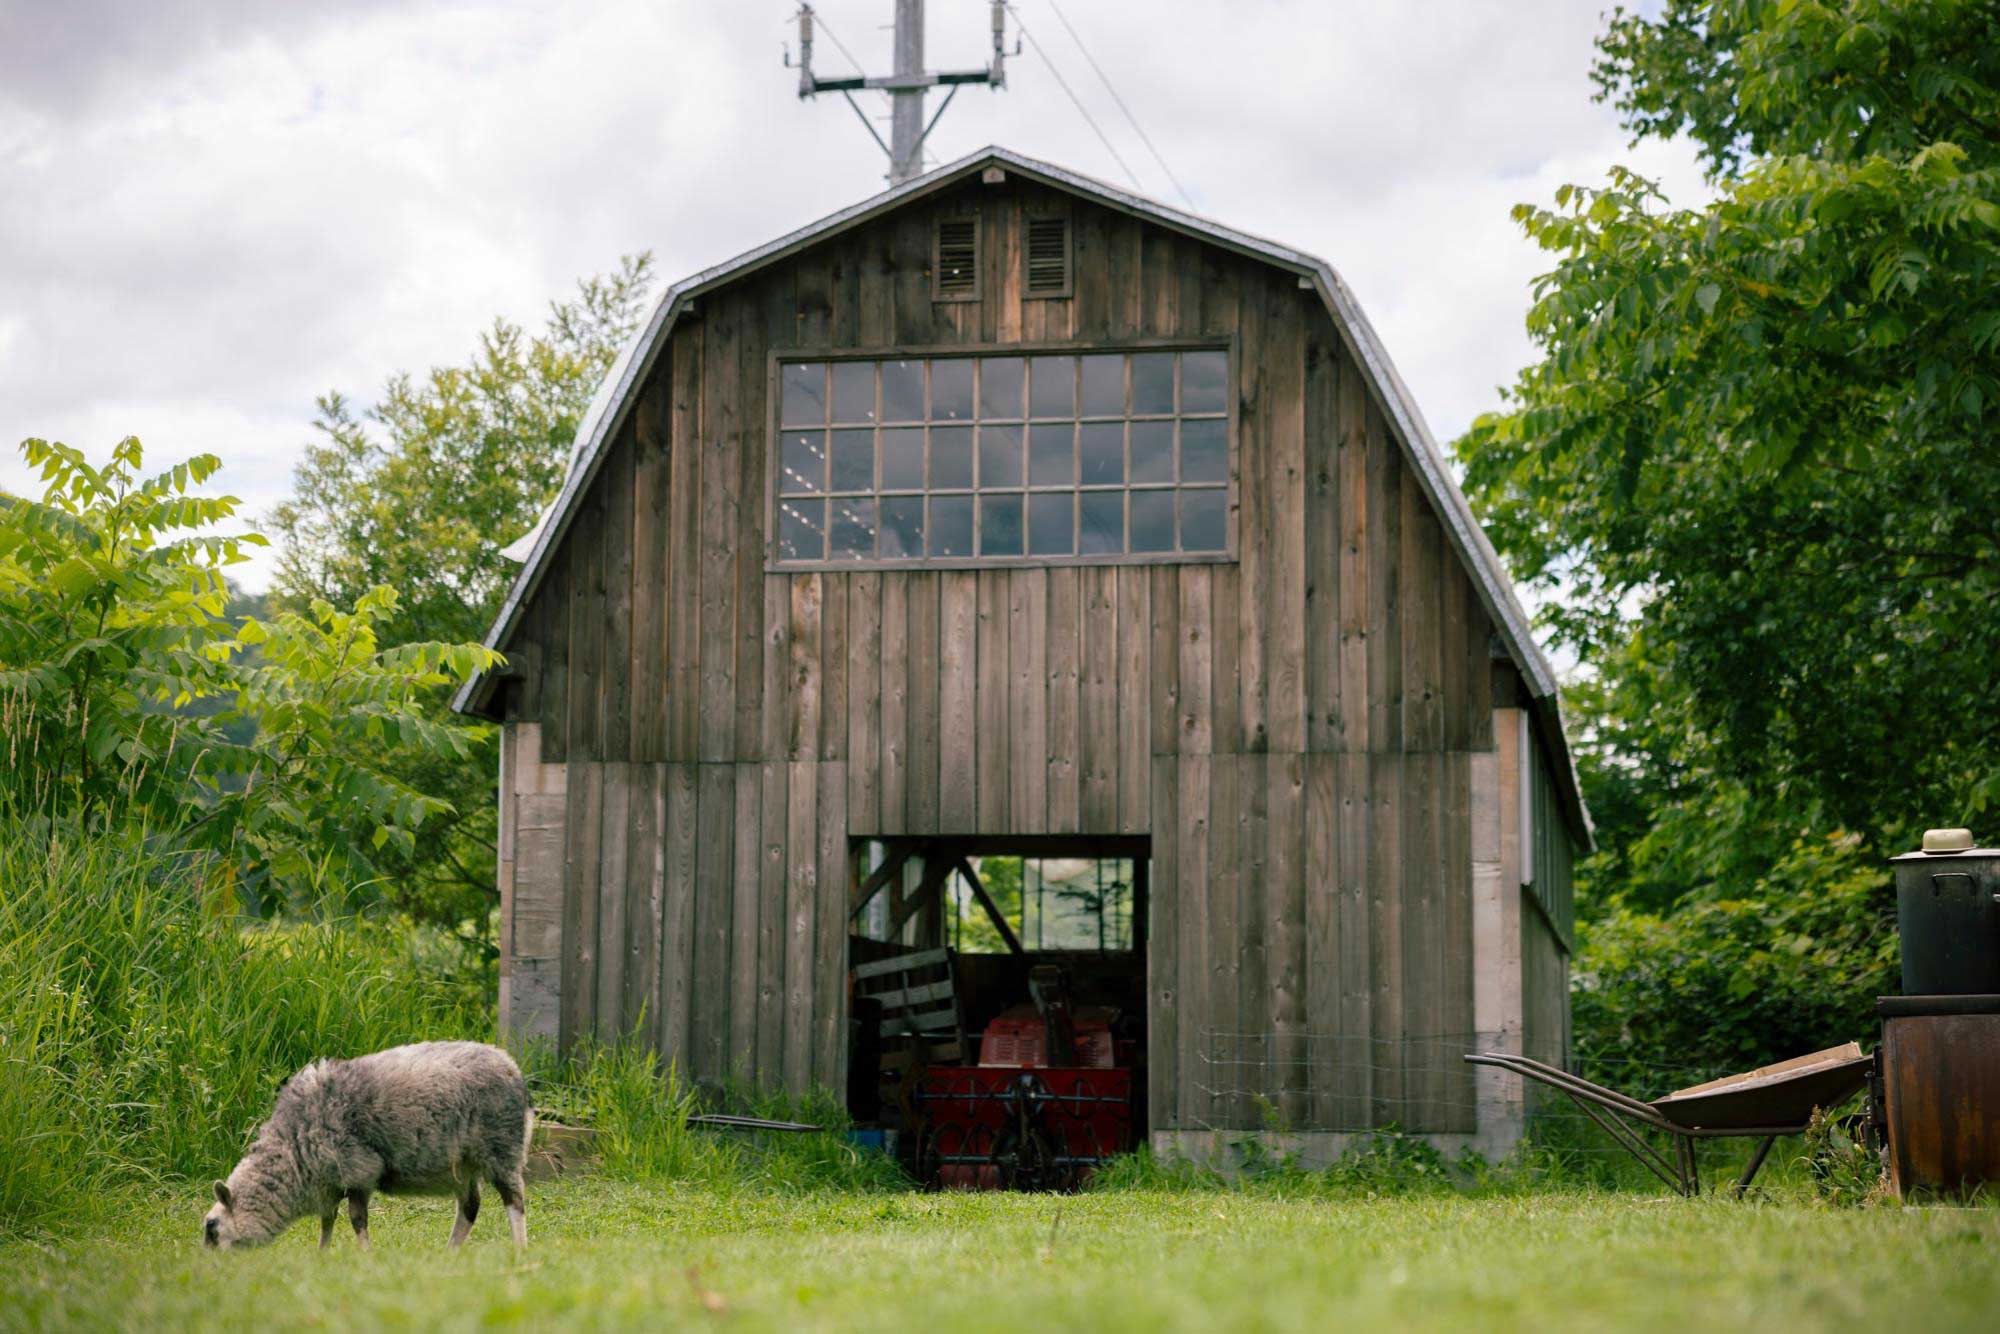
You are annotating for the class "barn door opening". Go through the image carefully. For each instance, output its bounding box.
[845,835,1149,1189]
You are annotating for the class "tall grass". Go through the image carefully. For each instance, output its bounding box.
[555,1043,906,1194]
[0,815,490,1235]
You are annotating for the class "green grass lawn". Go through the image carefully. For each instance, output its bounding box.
[3,1176,1996,1332]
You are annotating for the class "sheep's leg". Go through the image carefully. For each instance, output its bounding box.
[319,1211,336,1250]
[346,1189,371,1251]
[491,1171,527,1248]
[448,1179,480,1249]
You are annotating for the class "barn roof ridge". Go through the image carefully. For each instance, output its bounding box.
[455,144,1591,847]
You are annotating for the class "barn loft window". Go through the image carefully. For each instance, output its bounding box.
[1024,216,1072,298]
[774,348,1232,568]
[932,217,980,300]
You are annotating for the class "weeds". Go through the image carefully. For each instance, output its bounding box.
[1093,1129,1468,1199]
[538,1042,908,1194]
[1800,1106,1889,1208]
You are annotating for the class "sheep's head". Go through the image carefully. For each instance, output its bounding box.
[202,1175,285,1250]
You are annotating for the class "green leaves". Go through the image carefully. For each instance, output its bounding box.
[0,438,501,915]
[256,253,653,932]
[1466,1,2000,1073]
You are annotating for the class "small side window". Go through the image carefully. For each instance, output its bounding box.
[933,216,980,301]
[1025,215,1071,299]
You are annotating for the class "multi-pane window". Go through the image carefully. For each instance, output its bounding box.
[774,348,1230,566]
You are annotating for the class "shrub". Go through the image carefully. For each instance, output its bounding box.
[1572,829,1897,1097]
[0,437,499,914]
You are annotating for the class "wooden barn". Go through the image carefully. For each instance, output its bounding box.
[453,147,1590,1162]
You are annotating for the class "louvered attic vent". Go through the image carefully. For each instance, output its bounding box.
[933,218,979,300]
[1026,215,1071,298]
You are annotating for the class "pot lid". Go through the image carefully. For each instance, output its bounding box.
[1924,828,1975,853]
[1891,828,2000,861]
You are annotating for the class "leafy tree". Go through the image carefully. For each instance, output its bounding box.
[272,254,654,649]
[1457,1,1999,1067]
[267,255,654,930]
[0,437,499,910]
[953,856,1025,954]
[1463,0,2000,841]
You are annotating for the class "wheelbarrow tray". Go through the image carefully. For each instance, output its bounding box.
[1649,1042,1871,1131]
[1465,1041,1876,1197]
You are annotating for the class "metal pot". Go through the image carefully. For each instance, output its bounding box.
[1889,828,2000,996]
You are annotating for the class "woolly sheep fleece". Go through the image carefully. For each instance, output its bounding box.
[203,1040,533,1251]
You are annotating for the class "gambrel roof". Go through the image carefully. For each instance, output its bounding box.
[454,146,1590,847]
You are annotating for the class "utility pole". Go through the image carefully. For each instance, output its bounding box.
[790,1,1011,186]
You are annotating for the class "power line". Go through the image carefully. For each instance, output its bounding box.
[1004,3,1146,194]
[808,8,890,105]
[1044,0,1195,209]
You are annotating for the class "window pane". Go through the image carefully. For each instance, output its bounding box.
[930,425,974,489]
[779,498,825,561]
[978,356,1024,419]
[1079,354,1123,416]
[1130,490,1174,553]
[1130,420,1173,484]
[780,430,825,494]
[882,360,924,422]
[1132,352,1175,414]
[777,351,1231,568]
[980,494,1023,556]
[1029,423,1074,487]
[1030,355,1075,418]
[1029,492,1075,556]
[1181,488,1227,551]
[930,495,973,557]
[1181,418,1227,484]
[831,362,875,423]
[881,496,924,558]
[931,359,974,421]
[978,424,1021,488]
[781,363,827,425]
[1080,421,1123,485]
[830,497,877,560]
[881,427,924,490]
[1080,491,1124,555]
[829,428,875,492]
[1182,350,1228,414]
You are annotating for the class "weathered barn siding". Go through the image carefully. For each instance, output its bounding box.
[495,177,1519,1129]
[1521,902,1571,1071]
[1521,718,1576,1070]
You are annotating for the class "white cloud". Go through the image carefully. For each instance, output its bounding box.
[0,0,1709,590]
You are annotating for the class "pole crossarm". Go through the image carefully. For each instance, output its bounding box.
[790,1,1012,185]
[803,69,996,95]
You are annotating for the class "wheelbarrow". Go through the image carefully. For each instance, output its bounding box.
[1464,1042,1875,1196]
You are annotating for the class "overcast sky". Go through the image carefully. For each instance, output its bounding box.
[1,0,1706,591]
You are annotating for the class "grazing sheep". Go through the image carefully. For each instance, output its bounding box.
[202,1040,533,1252]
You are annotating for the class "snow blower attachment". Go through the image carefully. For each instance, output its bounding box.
[913,963,1136,1190]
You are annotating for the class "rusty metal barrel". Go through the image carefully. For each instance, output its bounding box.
[1876,995,2000,1197]
[1880,829,2000,1198]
